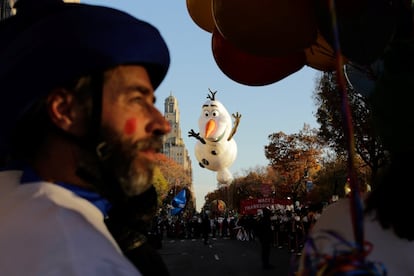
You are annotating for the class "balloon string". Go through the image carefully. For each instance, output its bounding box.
[328,0,365,256]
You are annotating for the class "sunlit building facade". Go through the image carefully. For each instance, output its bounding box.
[162,93,192,180]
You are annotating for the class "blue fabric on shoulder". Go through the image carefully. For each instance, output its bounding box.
[18,164,111,217]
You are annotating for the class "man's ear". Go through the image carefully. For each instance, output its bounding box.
[47,88,82,134]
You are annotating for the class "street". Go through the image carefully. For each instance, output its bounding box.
[158,237,297,276]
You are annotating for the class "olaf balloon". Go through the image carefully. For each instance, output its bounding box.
[188,89,241,185]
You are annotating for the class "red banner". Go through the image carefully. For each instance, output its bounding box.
[239,198,292,215]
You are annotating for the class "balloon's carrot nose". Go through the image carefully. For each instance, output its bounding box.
[205,119,216,138]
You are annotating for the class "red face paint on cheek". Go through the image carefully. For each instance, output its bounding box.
[124,118,137,135]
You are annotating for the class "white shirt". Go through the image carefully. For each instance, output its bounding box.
[299,198,414,275]
[0,170,142,276]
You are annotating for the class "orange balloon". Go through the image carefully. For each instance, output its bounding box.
[305,31,344,72]
[186,0,215,33]
[210,199,226,213]
[212,28,306,86]
[212,0,317,57]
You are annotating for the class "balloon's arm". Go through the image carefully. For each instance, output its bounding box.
[228,112,242,141]
[188,129,206,144]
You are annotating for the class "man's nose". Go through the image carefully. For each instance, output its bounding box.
[147,107,171,135]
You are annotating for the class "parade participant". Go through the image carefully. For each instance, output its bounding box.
[0,0,171,275]
[255,208,275,270]
[201,209,211,245]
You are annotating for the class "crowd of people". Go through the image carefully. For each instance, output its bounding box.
[149,202,325,254]
[143,202,325,271]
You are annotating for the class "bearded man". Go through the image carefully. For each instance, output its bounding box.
[0,0,172,275]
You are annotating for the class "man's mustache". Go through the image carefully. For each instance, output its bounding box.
[135,136,164,153]
[96,136,164,160]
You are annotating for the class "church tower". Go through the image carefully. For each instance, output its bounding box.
[163,93,192,180]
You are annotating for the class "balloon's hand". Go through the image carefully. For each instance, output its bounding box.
[228,112,242,141]
[188,129,206,144]
[232,112,242,121]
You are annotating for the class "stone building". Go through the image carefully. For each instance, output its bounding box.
[162,93,193,198]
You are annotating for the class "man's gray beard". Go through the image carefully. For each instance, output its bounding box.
[117,159,154,197]
[77,127,162,203]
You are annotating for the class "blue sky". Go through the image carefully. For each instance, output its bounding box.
[83,0,321,211]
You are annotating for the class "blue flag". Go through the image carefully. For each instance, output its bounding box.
[171,189,187,216]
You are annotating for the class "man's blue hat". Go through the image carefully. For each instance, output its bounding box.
[0,0,170,154]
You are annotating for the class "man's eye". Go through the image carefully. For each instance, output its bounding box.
[130,95,145,103]
[132,97,143,102]
[131,96,154,107]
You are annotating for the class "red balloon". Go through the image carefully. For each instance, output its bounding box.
[212,28,306,86]
[212,0,317,57]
